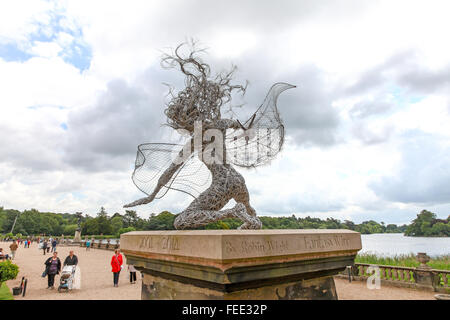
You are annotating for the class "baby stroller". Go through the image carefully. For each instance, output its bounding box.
[58,265,76,292]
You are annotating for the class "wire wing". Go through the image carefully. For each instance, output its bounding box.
[226,82,295,167]
[132,143,211,199]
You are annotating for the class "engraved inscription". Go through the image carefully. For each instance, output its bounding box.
[303,235,350,250]
[138,236,180,251]
[161,236,180,250]
[139,236,154,249]
[240,239,288,254]
[225,240,236,254]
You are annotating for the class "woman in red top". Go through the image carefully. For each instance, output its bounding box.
[111,249,123,287]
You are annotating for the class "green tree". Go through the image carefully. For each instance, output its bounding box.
[405,210,444,237]
[117,226,136,237]
[123,210,138,228]
[146,211,176,230]
[97,207,108,218]
[63,224,79,236]
[83,219,100,235]
[111,216,124,235]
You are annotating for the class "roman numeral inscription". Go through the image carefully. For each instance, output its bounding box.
[138,236,180,251]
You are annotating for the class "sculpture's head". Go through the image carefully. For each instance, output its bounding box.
[164,79,225,132]
[162,42,246,133]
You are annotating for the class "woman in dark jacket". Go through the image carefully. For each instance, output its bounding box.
[44,251,61,289]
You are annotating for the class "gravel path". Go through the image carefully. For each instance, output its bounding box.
[2,241,437,300]
[334,277,436,300]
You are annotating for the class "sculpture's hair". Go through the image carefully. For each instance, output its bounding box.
[161,41,247,132]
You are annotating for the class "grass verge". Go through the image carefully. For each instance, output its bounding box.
[355,253,450,270]
[0,282,14,300]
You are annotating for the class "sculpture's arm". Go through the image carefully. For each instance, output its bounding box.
[124,162,183,207]
[124,140,193,208]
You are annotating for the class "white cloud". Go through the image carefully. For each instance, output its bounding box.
[1,0,450,224]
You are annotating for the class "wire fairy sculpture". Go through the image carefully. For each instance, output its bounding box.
[124,42,295,229]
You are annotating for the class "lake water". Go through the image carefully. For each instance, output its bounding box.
[360,233,450,257]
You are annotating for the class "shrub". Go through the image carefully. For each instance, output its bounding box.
[0,260,19,287]
[116,227,136,238]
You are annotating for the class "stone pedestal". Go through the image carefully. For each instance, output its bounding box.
[73,230,81,243]
[120,229,361,300]
[413,252,440,291]
[413,267,440,291]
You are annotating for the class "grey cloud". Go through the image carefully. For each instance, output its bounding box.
[258,193,345,215]
[352,122,394,145]
[151,0,374,40]
[370,130,450,204]
[282,66,340,146]
[397,65,450,95]
[349,100,392,119]
[63,67,177,171]
[226,61,340,147]
[0,112,65,172]
[343,50,450,97]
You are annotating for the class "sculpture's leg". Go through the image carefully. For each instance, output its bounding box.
[227,166,257,217]
[174,203,261,230]
[233,187,257,217]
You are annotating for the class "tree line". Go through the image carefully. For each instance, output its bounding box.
[404,210,450,237]
[1,206,448,237]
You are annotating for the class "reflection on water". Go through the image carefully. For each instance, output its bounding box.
[360,233,450,257]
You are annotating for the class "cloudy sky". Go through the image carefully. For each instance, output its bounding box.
[1,0,450,224]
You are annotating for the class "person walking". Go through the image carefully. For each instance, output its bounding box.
[64,250,78,266]
[9,240,18,260]
[110,249,123,287]
[85,239,91,251]
[42,239,48,255]
[128,264,137,284]
[44,251,61,289]
[51,238,57,253]
[64,250,81,290]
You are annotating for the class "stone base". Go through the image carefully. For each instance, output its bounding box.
[73,230,82,243]
[413,268,441,291]
[141,272,337,300]
[120,230,361,300]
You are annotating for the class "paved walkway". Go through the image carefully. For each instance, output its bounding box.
[334,277,436,300]
[2,241,438,300]
[2,241,141,300]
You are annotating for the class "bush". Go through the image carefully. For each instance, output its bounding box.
[116,227,136,238]
[0,260,19,287]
